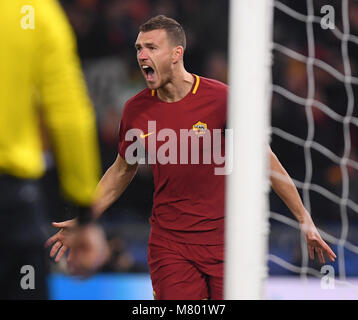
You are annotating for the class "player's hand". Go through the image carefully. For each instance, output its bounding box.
[66,223,110,277]
[300,218,336,264]
[45,218,77,262]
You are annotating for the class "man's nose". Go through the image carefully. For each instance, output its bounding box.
[138,49,149,60]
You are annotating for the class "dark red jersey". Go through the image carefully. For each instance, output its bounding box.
[118,75,228,245]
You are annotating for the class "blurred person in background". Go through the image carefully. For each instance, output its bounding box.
[47,15,336,300]
[0,0,108,299]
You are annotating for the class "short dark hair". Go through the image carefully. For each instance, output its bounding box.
[139,15,186,50]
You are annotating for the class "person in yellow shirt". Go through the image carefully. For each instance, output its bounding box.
[0,0,108,299]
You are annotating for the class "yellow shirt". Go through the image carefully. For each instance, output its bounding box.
[0,0,101,206]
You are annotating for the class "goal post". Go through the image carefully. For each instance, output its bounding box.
[224,0,274,299]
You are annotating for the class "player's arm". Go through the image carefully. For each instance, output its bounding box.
[269,147,308,224]
[268,146,336,263]
[92,154,138,219]
[45,154,137,264]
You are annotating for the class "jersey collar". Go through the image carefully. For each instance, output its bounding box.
[151,74,200,97]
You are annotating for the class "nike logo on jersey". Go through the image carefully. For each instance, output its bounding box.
[140,132,154,138]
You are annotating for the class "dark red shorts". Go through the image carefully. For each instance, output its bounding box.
[148,231,224,300]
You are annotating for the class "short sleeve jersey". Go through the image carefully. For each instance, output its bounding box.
[118,75,228,245]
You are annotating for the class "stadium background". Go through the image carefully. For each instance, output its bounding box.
[42,0,358,299]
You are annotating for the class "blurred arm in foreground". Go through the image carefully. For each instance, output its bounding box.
[26,0,109,276]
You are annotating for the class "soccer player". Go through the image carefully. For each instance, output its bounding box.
[47,15,336,300]
[0,0,108,299]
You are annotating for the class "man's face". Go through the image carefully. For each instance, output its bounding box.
[135,29,175,90]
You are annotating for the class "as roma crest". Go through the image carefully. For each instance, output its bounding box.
[193,121,208,136]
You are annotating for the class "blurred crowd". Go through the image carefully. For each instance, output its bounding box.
[44,0,358,275]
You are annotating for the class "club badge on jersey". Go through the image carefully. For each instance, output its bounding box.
[193,121,207,136]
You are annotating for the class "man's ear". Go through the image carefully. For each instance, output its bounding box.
[172,46,184,64]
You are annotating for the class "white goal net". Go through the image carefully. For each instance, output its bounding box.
[268,0,358,298]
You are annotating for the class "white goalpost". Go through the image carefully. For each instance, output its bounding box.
[224,0,274,299]
[226,0,358,299]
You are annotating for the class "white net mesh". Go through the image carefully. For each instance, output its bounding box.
[269,0,358,291]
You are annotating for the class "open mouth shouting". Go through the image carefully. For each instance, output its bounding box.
[142,65,156,82]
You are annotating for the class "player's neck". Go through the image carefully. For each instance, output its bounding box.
[156,67,194,103]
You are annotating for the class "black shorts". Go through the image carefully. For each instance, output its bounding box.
[0,175,49,300]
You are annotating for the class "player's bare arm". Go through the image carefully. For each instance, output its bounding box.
[92,154,138,219]
[45,154,138,263]
[268,147,336,264]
